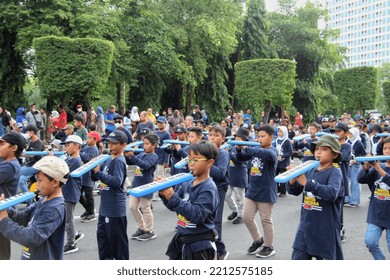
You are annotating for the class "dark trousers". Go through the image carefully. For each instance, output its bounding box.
[79,185,95,215]
[292,248,325,260]
[97,215,129,260]
[276,167,287,194]
[0,233,10,260]
[215,188,227,257]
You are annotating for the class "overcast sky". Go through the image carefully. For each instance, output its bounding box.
[265,0,325,11]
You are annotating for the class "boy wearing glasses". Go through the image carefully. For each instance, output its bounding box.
[160,141,219,260]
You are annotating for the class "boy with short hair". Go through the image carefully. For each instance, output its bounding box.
[0,156,69,259]
[160,141,219,260]
[208,125,230,259]
[287,135,344,260]
[92,130,129,259]
[0,132,26,259]
[297,123,320,163]
[79,131,100,223]
[358,136,390,260]
[18,124,45,194]
[61,135,84,254]
[171,126,203,173]
[236,124,278,258]
[74,115,88,142]
[225,127,249,224]
[333,122,352,242]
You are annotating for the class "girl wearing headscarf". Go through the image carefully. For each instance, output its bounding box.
[345,127,366,207]
[130,106,140,133]
[275,126,293,197]
[96,107,106,136]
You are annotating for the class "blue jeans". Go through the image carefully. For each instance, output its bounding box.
[18,166,37,193]
[365,223,390,260]
[349,163,361,205]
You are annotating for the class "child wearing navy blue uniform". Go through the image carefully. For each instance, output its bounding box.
[225,128,249,225]
[208,125,230,259]
[358,136,390,260]
[61,135,83,255]
[79,131,100,223]
[333,122,352,242]
[171,126,203,174]
[296,123,320,162]
[166,127,188,176]
[92,130,129,260]
[236,124,278,258]
[0,156,69,259]
[275,126,293,197]
[154,116,171,185]
[160,141,219,260]
[0,132,25,259]
[287,135,344,260]
[126,134,159,241]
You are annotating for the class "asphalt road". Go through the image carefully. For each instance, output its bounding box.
[10,165,389,260]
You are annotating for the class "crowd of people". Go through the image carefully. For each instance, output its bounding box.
[0,102,389,261]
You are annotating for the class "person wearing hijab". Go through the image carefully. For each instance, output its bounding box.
[96,107,106,136]
[130,106,140,133]
[345,127,366,207]
[275,126,293,197]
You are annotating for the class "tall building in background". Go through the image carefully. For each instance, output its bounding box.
[326,0,390,68]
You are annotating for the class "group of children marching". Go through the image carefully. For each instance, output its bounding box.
[0,118,389,261]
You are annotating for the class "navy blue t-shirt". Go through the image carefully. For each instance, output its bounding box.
[0,158,21,198]
[228,146,248,188]
[80,145,99,187]
[358,164,390,229]
[62,157,82,203]
[162,177,218,252]
[126,152,158,198]
[0,196,66,260]
[155,130,171,165]
[237,146,278,203]
[93,155,127,217]
[287,166,343,260]
[210,148,229,191]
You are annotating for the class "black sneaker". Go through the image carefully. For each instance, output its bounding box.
[247,237,264,255]
[131,229,145,239]
[64,243,78,255]
[137,231,157,241]
[80,211,88,219]
[81,214,96,223]
[256,246,275,258]
[74,231,85,243]
[232,217,244,224]
[227,212,237,221]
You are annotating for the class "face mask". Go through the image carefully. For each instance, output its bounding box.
[115,123,123,128]
[77,108,82,112]
[23,133,31,140]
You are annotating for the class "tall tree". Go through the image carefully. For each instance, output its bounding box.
[240,0,275,60]
[268,1,345,121]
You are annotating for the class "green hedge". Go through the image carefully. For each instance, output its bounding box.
[235,59,296,114]
[333,66,377,114]
[33,36,114,102]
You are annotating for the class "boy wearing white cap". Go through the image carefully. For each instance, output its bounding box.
[61,135,84,254]
[0,156,69,259]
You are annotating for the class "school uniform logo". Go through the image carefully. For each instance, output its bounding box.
[99,165,110,190]
[134,166,143,177]
[250,157,263,176]
[374,179,390,201]
[229,160,235,167]
[177,214,196,228]
[302,191,322,211]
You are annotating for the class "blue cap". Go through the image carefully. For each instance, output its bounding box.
[157,116,167,123]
